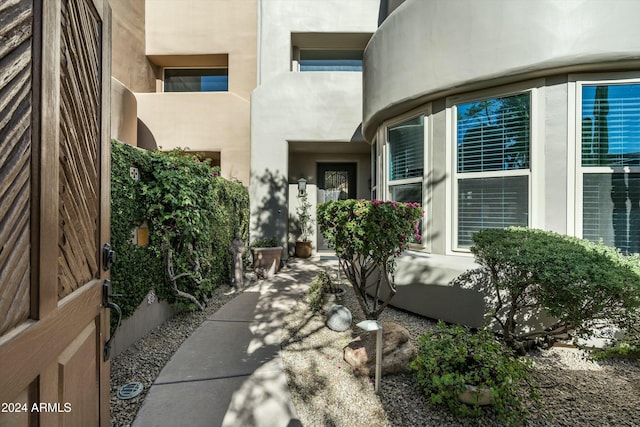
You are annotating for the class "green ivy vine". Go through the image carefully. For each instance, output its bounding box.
[110,140,249,320]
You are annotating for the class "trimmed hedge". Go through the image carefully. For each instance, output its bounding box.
[110,141,248,319]
[470,227,640,352]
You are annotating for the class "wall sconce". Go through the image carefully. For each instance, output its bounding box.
[297,177,307,197]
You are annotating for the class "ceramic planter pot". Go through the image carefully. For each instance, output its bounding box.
[458,384,493,406]
[322,287,346,311]
[251,246,283,278]
[295,240,312,258]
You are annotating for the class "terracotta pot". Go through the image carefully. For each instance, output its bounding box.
[251,246,283,278]
[295,240,312,258]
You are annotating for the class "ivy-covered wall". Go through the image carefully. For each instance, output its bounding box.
[110,140,249,319]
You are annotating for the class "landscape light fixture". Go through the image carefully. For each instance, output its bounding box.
[297,177,307,196]
[356,320,383,393]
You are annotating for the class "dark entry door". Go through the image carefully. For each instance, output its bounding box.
[316,162,357,250]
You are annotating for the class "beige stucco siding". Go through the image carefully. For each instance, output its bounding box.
[109,0,156,93]
[136,92,250,183]
[363,0,640,141]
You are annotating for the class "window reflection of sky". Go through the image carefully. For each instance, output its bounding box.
[582,84,640,159]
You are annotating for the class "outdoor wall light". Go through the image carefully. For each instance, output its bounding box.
[297,177,307,196]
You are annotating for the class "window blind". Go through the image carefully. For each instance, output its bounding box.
[457,93,530,173]
[388,116,424,181]
[583,173,640,254]
[457,176,528,248]
[581,84,640,167]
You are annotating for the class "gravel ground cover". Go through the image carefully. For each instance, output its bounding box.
[280,272,640,427]
[110,262,640,427]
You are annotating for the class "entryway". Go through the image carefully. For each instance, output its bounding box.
[316,162,357,250]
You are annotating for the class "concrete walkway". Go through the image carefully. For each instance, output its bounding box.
[132,258,328,427]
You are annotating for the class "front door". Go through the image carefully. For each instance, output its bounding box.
[0,1,112,426]
[316,162,357,250]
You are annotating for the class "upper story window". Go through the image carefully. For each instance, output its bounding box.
[291,32,371,73]
[578,81,640,254]
[164,68,228,92]
[298,49,363,72]
[454,92,531,249]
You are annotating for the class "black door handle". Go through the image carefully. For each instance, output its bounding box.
[102,243,115,271]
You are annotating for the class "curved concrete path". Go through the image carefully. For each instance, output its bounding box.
[132,258,328,427]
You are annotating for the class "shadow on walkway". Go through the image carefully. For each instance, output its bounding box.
[132,258,326,427]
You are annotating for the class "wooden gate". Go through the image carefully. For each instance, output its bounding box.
[0,0,111,426]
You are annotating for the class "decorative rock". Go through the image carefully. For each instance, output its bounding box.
[343,321,416,377]
[325,305,352,332]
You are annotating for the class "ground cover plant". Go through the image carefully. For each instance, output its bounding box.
[317,199,422,319]
[110,141,248,319]
[470,227,640,354]
[411,321,536,425]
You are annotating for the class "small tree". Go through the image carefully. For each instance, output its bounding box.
[317,199,422,319]
[470,227,640,353]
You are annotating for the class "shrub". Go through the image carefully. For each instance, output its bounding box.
[307,270,341,312]
[110,141,249,318]
[317,199,422,319]
[470,227,640,353]
[250,237,279,248]
[411,321,536,425]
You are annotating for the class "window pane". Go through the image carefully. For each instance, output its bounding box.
[458,176,528,248]
[391,183,423,243]
[583,173,640,254]
[299,49,363,71]
[390,183,422,204]
[165,68,228,92]
[581,84,640,167]
[457,93,530,173]
[388,116,424,181]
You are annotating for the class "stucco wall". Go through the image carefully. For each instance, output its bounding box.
[251,73,367,246]
[257,0,380,84]
[145,0,257,99]
[136,92,250,184]
[110,78,138,145]
[250,0,380,246]
[363,0,640,141]
[109,0,156,93]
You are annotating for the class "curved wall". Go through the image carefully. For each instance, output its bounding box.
[363,0,640,141]
[362,0,640,326]
[110,78,138,145]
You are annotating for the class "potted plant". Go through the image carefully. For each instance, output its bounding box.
[410,321,537,425]
[294,192,313,258]
[307,270,345,312]
[250,237,283,279]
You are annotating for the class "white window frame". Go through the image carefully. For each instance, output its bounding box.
[570,73,640,249]
[378,105,431,251]
[447,81,543,254]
